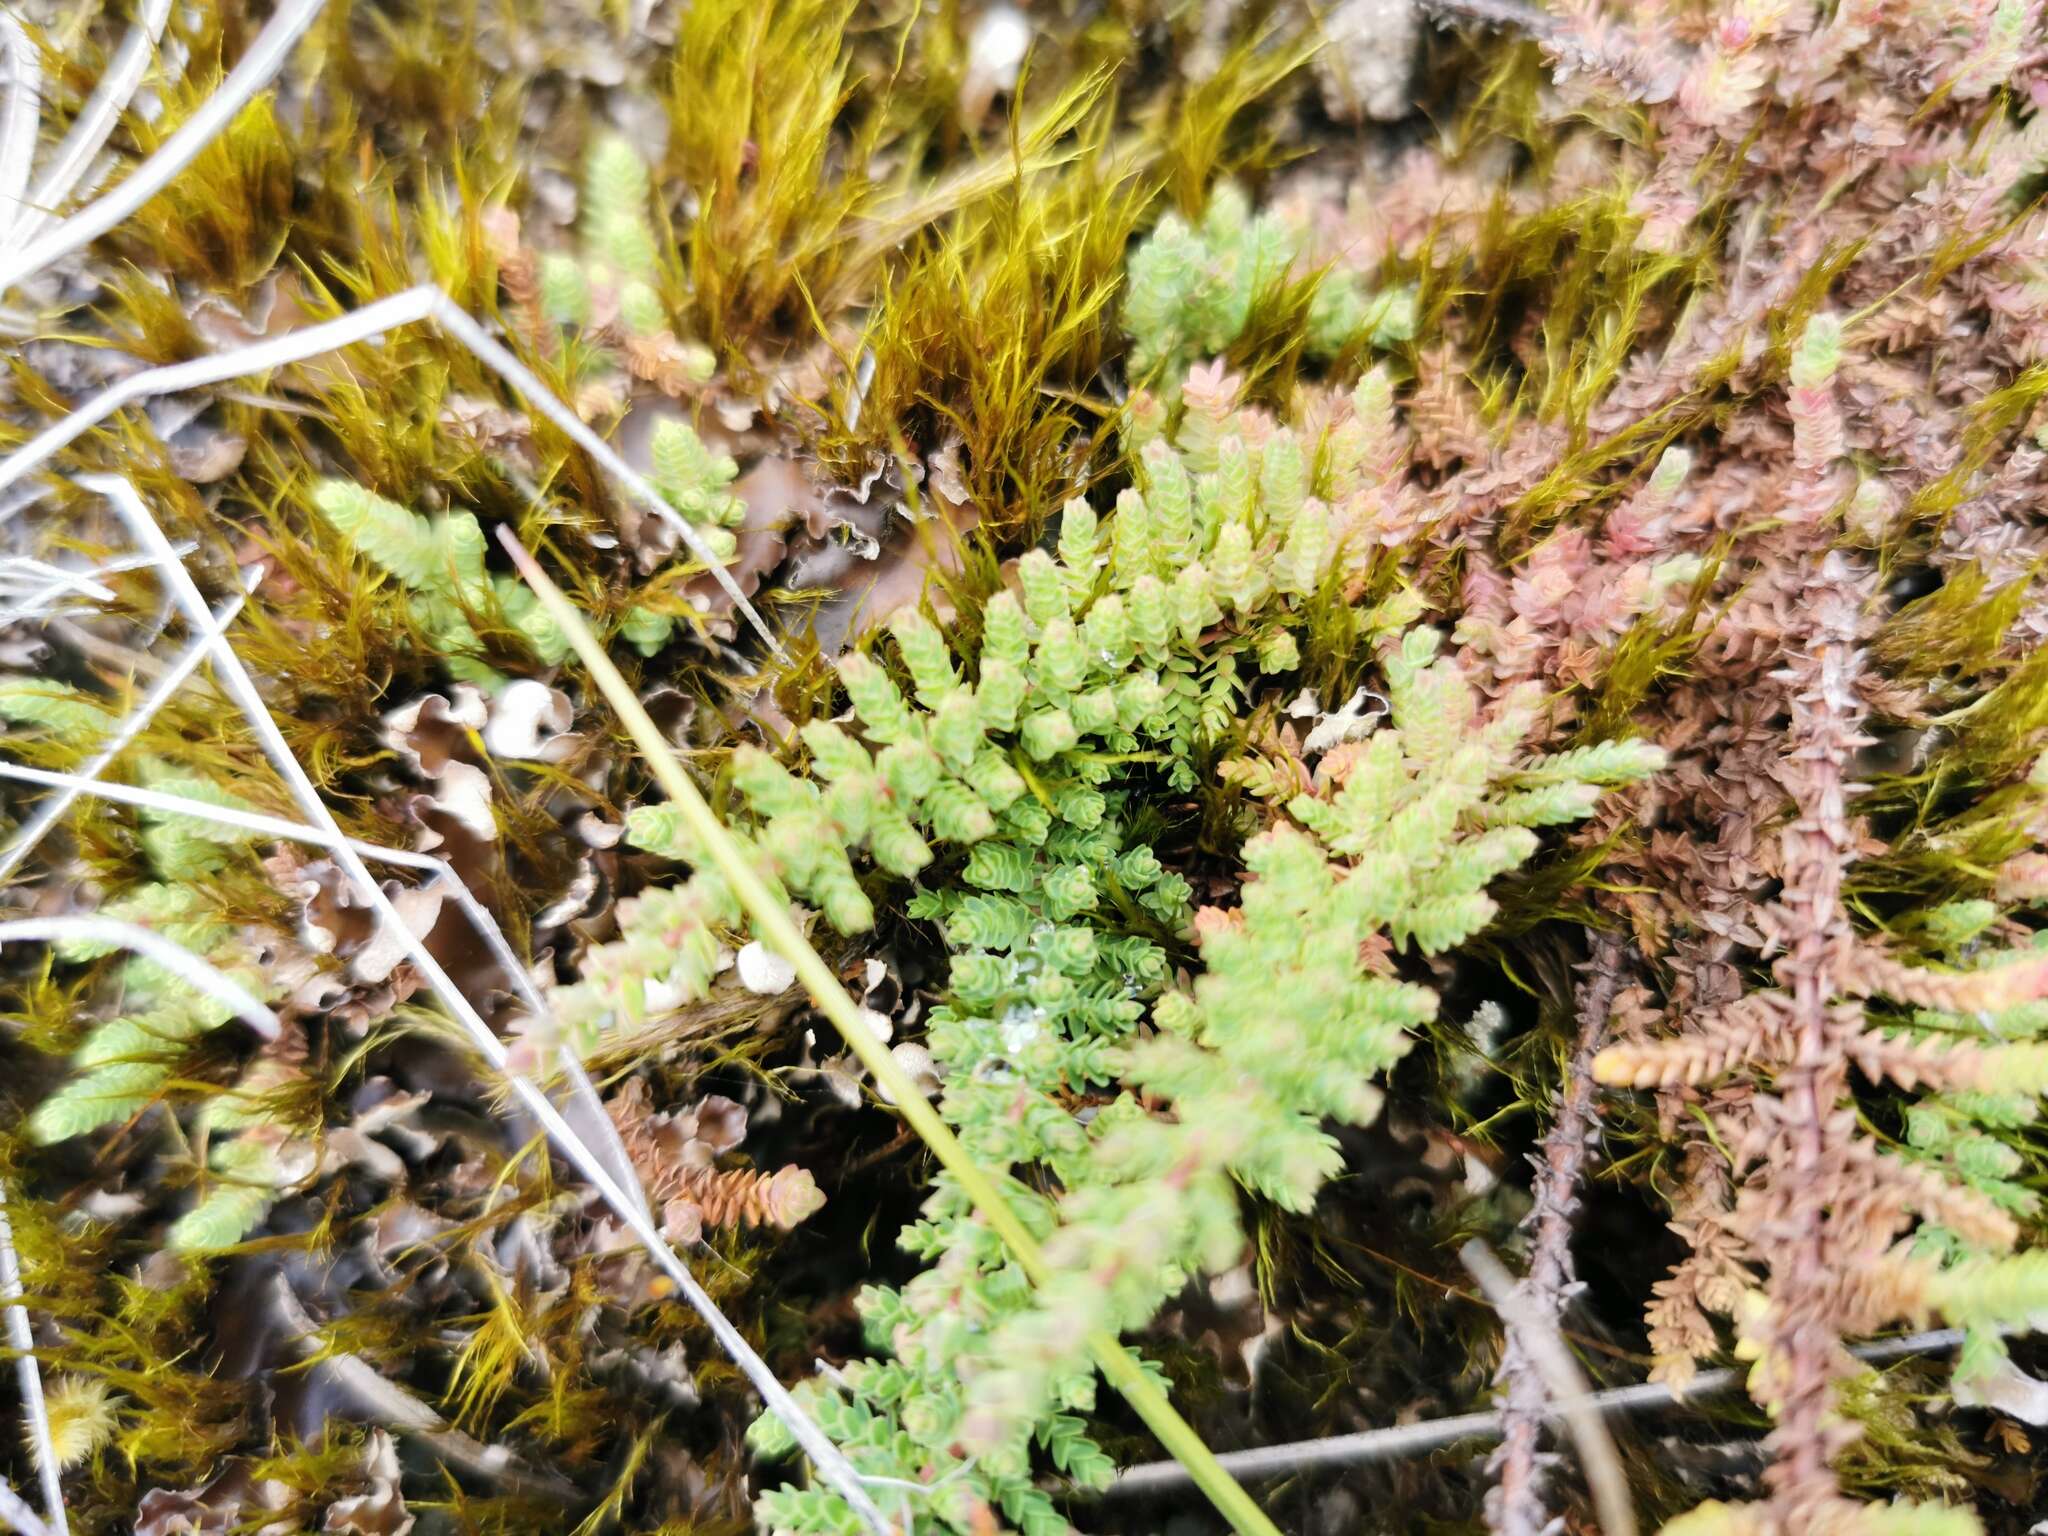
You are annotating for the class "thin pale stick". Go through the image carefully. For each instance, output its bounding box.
[0,1476,51,1536]
[0,592,243,882]
[8,0,175,250]
[0,759,422,855]
[86,478,877,1529]
[428,299,780,653]
[501,527,1286,1536]
[0,0,324,295]
[0,763,563,1044]
[0,290,778,649]
[0,759,650,1224]
[0,552,138,600]
[0,544,185,610]
[0,9,38,249]
[0,1183,61,1536]
[0,290,442,489]
[1097,1328,1967,1495]
[0,916,278,1034]
[1488,932,1626,1536]
[0,485,48,526]
[1462,1239,1637,1536]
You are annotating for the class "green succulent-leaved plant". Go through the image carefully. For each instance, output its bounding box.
[1123,183,1416,384]
[536,364,1660,1532]
[536,133,716,386]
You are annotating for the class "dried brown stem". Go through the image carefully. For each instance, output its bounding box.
[1757,548,1871,1521]
[1486,929,1628,1536]
[1463,1240,1639,1536]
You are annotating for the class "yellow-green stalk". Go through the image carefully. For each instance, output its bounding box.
[497,526,1284,1536]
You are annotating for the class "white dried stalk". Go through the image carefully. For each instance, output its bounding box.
[0,760,557,1007]
[0,916,280,1032]
[7,0,175,252]
[1461,1240,1637,1536]
[81,476,885,1533]
[0,8,40,252]
[0,1475,52,1536]
[1,759,390,847]
[0,287,780,650]
[0,762,560,1035]
[1100,1328,1967,1495]
[0,485,49,527]
[0,560,114,613]
[0,576,642,1222]
[0,592,242,882]
[0,1183,61,1536]
[0,759,647,1223]
[0,546,197,625]
[0,0,324,295]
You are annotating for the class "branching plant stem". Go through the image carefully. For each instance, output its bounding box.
[0,0,325,295]
[1097,1329,1966,1495]
[0,9,40,253]
[1463,1239,1638,1536]
[500,526,1287,1536]
[1487,930,1628,1536]
[0,592,245,884]
[0,918,280,1034]
[0,1476,52,1536]
[6,0,175,253]
[0,759,648,1221]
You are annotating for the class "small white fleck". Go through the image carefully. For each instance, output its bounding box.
[969,5,1032,90]
[1000,1008,1042,1055]
[879,1042,939,1104]
[736,941,797,995]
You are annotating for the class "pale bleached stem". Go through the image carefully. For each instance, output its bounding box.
[0,1476,51,1536]
[0,563,114,614]
[0,9,39,251]
[1100,1329,1967,1495]
[0,763,549,1022]
[1461,1240,1638,1536]
[84,477,883,1533]
[0,548,186,614]
[0,0,324,295]
[7,0,175,251]
[0,917,279,1034]
[0,592,243,883]
[0,288,779,650]
[426,299,779,652]
[0,759,418,852]
[0,1184,61,1536]
[0,289,443,491]
[0,760,645,1223]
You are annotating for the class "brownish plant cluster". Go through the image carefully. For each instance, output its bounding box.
[1316,3,2048,1531]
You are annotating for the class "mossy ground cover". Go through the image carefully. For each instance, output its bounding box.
[5,3,2048,1536]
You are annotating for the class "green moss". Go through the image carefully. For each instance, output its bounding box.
[664,0,872,351]
[1873,563,2034,691]
[821,85,1145,532]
